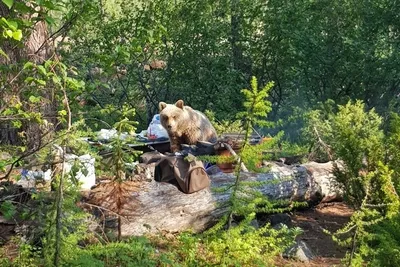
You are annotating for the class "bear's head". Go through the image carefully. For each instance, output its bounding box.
[159,100,187,133]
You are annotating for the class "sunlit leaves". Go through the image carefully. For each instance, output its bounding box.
[237,76,274,127]
[28,95,41,103]
[1,0,13,9]
[1,17,23,41]
[58,109,67,116]
[11,119,22,128]
[23,61,34,69]
[37,65,47,75]
[12,29,22,40]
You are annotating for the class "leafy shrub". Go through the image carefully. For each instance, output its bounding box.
[307,100,400,266]
[305,100,385,207]
[151,217,300,267]
[203,213,300,266]
[368,214,400,267]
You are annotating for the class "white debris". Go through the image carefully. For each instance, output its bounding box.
[97,129,129,141]
[64,154,96,190]
[146,114,168,140]
[18,151,96,191]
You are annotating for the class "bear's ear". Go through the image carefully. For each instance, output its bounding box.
[159,102,167,112]
[175,100,184,109]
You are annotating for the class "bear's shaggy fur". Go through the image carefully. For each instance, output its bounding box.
[159,100,218,152]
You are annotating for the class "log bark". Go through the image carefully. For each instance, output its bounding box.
[111,161,341,237]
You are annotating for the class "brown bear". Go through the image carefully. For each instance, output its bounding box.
[159,100,218,152]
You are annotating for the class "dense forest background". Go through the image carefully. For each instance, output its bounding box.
[3,0,400,143]
[2,0,400,266]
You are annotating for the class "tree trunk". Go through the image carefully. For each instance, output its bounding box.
[0,2,56,149]
[88,161,342,237]
[230,0,251,77]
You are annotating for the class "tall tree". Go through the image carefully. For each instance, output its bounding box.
[0,1,56,149]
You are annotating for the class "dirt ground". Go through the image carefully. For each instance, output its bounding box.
[276,202,353,267]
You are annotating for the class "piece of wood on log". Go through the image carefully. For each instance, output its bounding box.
[115,161,342,237]
[221,142,248,172]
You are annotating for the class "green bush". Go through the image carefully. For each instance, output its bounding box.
[305,100,385,207]
[368,214,400,267]
[307,100,400,266]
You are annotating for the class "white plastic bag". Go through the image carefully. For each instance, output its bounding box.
[97,129,129,141]
[147,114,168,140]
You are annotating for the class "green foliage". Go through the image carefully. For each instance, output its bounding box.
[151,222,301,267]
[42,176,91,266]
[277,141,309,160]
[3,0,400,265]
[198,77,301,265]
[1,236,159,267]
[196,154,236,165]
[367,214,400,267]
[240,132,282,172]
[307,100,400,266]
[0,200,16,219]
[205,109,244,135]
[1,0,13,9]
[96,105,142,182]
[204,216,300,266]
[386,112,400,192]
[0,175,92,267]
[65,237,158,267]
[332,101,384,174]
[0,17,22,44]
[329,162,400,267]
[176,77,303,266]
[237,77,274,128]
[305,100,385,207]
[227,76,302,216]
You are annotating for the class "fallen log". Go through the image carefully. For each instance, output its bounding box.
[89,161,342,237]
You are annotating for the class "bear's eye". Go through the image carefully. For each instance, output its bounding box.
[172,115,176,119]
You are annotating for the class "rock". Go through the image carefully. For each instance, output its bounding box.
[250,219,259,229]
[205,165,222,175]
[268,213,292,227]
[283,240,315,262]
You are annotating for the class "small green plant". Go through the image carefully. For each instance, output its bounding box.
[105,104,142,181]
[201,77,300,265]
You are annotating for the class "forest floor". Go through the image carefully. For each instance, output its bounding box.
[276,202,353,267]
[1,188,353,267]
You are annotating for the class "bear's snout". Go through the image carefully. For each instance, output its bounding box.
[167,125,172,129]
